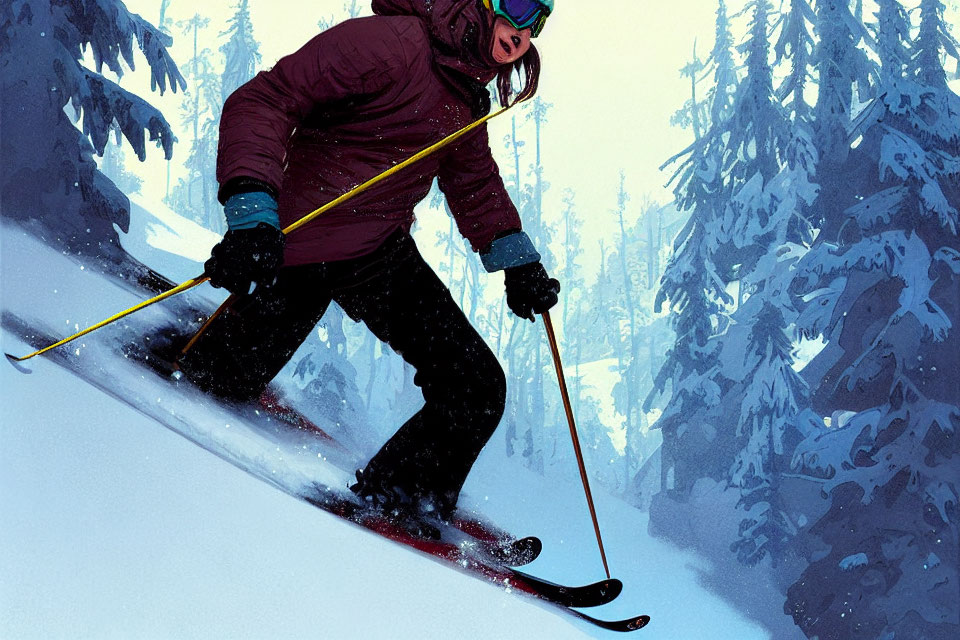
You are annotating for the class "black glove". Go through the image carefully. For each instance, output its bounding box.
[504,261,560,322]
[203,223,285,295]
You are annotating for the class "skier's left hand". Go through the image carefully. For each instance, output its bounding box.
[504,261,560,322]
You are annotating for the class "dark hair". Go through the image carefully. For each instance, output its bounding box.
[496,43,540,107]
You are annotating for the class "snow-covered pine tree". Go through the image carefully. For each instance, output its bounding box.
[175,13,212,142]
[219,0,261,103]
[874,0,912,85]
[530,186,625,492]
[946,1,960,73]
[644,204,663,291]
[727,0,785,187]
[773,0,816,123]
[577,239,617,363]
[610,174,639,488]
[318,0,363,30]
[705,0,739,130]
[158,0,175,200]
[647,0,738,497]
[670,41,709,140]
[503,97,555,474]
[167,13,221,229]
[170,0,263,233]
[609,176,666,493]
[0,0,184,274]
[560,188,584,355]
[810,0,876,234]
[720,155,821,566]
[429,186,484,323]
[292,305,366,450]
[158,0,172,34]
[719,135,821,568]
[914,0,960,86]
[727,302,811,566]
[569,394,626,492]
[694,0,823,568]
[786,1,960,637]
[100,124,144,196]
[555,188,606,461]
[715,0,790,279]
[524,97,552,269]
[771,0,819,249]
[557,188,588,418]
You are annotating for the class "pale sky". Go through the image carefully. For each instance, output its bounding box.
[114,0,724,265]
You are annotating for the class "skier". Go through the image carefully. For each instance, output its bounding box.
[177,0,559,524]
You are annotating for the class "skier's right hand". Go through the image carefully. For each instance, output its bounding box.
[504,261,560,322]
[203,223,285,295]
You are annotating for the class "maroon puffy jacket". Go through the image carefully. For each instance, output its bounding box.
[216,0,523,266]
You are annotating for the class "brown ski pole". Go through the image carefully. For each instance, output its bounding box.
[175,293,237,361]
[540,310,612,580]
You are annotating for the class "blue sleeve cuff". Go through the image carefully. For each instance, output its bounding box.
[224,191,280,231]
[480,231,541,272]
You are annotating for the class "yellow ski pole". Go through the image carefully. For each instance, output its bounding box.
[6,98,527,363]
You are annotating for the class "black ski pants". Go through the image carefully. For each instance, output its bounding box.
[179,231,506,503]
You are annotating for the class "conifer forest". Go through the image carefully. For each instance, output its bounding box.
[3,1,960,638]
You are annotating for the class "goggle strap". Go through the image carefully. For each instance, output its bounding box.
[531,13,547,37]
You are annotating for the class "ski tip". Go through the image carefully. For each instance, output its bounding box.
[525,535,543,556]
[503,536,542,566]
[569,610,650,633]
[628,615,651,631]
[601,578,624,602]
[4,352,32,374]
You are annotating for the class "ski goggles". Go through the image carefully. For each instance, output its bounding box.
[490,0,552,38]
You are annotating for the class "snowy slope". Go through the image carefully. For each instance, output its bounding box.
[120,194,221,285]
[1,220,784,639]
[0,349,589,639]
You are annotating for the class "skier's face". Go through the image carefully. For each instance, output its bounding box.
[491,16,532,65]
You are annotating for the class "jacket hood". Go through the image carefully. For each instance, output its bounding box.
[371,0,501,85]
